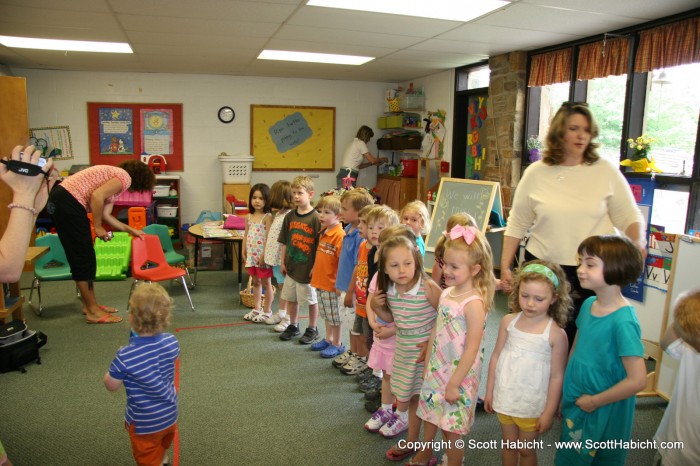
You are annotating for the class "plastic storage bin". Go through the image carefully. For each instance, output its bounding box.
[153,185,170,197]
[157,206,178,218]
[219,154,254,184]
[399,94,425,110]
[401,159,418,177]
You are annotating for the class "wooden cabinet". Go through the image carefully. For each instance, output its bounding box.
[154,175,182,248]
[375,175,418,211]
[0,76,29,322]
[222,183,250,213]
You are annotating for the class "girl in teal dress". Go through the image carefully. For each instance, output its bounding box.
[555,235,647,465]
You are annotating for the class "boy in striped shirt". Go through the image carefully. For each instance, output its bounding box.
[104,283,180,466]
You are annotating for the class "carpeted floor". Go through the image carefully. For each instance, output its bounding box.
[1,269,668,465]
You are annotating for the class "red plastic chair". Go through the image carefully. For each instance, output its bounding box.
[128,234,195,311]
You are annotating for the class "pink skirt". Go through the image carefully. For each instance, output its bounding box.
[368,333,396,374]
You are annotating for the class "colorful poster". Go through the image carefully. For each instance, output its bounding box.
[99,108,134,155]
[466,95,488,179]
[141,109,174,155]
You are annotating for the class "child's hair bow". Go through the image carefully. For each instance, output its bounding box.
[449,225,477,244]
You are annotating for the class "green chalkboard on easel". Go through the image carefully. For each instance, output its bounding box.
[426,178,502,251]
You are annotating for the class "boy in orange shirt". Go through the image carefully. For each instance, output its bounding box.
[310,195,346,358]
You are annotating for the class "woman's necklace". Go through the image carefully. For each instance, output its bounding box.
[448,287,474,298]
[555,165,577,182]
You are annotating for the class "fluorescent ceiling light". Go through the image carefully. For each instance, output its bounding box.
[307,0,510,22]
[258,50,374,65]
[0,36,132,53]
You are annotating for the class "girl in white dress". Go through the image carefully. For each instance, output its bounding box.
[484,260,571,466]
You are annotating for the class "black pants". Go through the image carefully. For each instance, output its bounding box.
[524,250,594,349]
[47,185,96,282]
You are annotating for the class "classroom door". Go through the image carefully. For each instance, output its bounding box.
[451,89,489,179]
[465,93,489,179]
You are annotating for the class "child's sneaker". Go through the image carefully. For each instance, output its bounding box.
[243,308,261,321]
[365,398,382,413]
[251,311,272,323]
[379,412,409,438]
[273,315,291,332]
[265,311,286,325]
[310,339,330,351]
[279,324,300,341]
[356,367,375,383]
[341,356,368,375]
[364,407,394,432]
[332,350,354,368]
[320,344,345,359]
[359,375,382,393]
[299,327,320,345]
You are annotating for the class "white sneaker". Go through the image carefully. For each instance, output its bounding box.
[364,407,394,432]
[265,311,286,325]
[379,412,409,438]
[243,309,261,321]
[273,315,291,332]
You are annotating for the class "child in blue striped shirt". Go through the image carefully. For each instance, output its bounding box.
[104,283,180,466]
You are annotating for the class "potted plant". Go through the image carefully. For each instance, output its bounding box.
[621,134,662,173]
[526,135,543,162]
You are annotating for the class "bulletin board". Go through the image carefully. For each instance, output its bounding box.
[426,178,502,251]
[250,105,335,171]
[87,102,183,171]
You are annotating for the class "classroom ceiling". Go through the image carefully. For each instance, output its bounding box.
[0,0,697,82]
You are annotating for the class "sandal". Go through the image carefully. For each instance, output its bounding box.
[386,444,417,462]
[252,312,272,323]
[86,314,122,324]
[243,309,261,321]
[405,456,439,466]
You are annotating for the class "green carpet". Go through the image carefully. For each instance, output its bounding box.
[0,270,667,465]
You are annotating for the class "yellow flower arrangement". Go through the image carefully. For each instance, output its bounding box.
[627,134,657,161]
[621,134,662,173]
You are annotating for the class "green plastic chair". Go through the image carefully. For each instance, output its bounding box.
[28,234,79,316]
[143,224,194,288]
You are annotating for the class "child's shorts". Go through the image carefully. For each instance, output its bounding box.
[272,265,285,284]
[126,422,177,465]
[317,289,341,326]
[352,314,370,336]
[247,266,273,279]
[496,413,538,433]
[280,275,317,306]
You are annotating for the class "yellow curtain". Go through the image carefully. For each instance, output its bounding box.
[528,48,572,87]
[635,17,700,72]
[577,37,629,80]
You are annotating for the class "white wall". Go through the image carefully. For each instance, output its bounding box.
[16,68,392,222]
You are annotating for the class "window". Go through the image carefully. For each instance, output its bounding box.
[457,64,490,91]
[534,82,569,144]
[644,63,700,176]
[587,74,627,166]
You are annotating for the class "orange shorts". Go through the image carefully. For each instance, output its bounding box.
[126,422,177,466]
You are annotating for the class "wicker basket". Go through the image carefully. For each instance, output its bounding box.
[240,276,275,309]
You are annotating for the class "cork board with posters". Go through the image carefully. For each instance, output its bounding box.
[250,105,335,171]
[87,102,183,171]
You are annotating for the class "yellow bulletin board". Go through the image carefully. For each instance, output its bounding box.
[250,105,335,171]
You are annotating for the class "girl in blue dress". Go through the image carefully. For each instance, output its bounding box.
[555,235,647,465]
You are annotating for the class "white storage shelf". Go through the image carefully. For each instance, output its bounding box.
[154,175,182,247]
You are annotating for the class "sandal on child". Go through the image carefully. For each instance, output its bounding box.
[251,312,272,323]
[386,444,417,462]
[405,456,438,466]
[243,309,261,321]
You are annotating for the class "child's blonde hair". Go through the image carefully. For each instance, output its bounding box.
[442,226,495,311]
[291,175,314,194]
[269,180,293,210]
[129,283,173,335]
[316,194,342,215]
[379,224,416,245]
[359,204,380,220]
[508,259,572,327]
[366,205,399,228]
[400,200,431,236]
[340,188,375,211]
[377,235,427,298]
[673,288,700,352]
[434,212,477,261]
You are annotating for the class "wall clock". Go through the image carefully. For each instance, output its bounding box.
[218,106,235,124]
